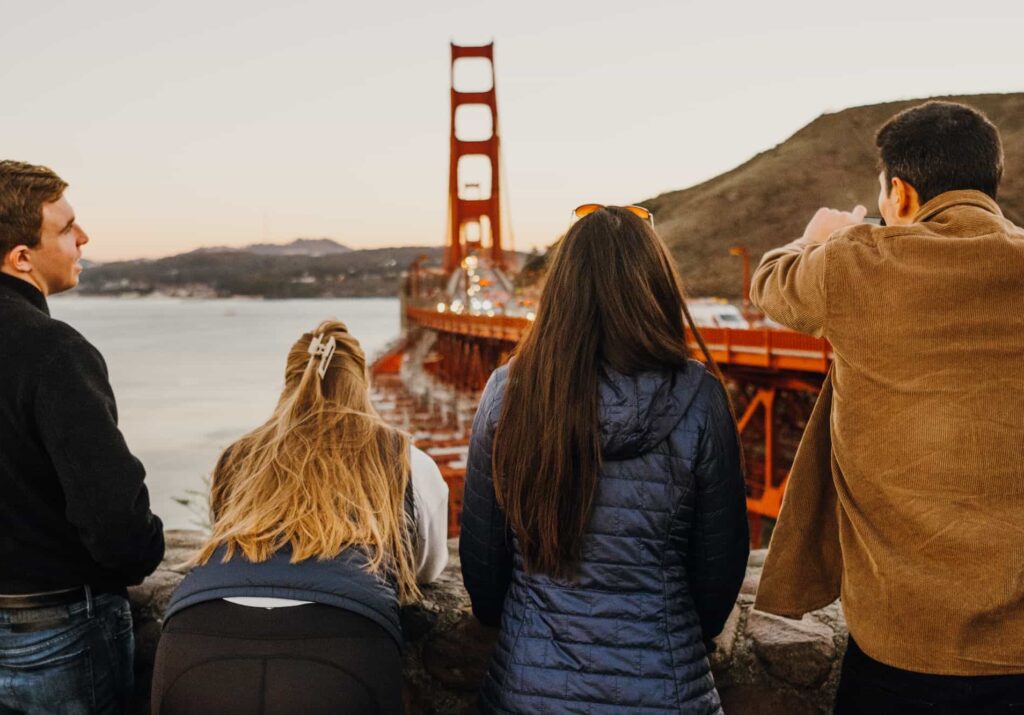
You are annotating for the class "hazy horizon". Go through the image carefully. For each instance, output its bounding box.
[6,0,1023,262]
[82,235,442,263]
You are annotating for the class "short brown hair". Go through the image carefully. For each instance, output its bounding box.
[875,101,1003,203]
[0,160,68,258]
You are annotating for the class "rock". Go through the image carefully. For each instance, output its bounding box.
[748,610,837,688]
[710,605,743,670]
[740,569,761,596]
[401,603,441,642]
[719,685,823,715]
[418,539,471,613]
[422,615,499,691]
[810,599,847,633]
[161,530,207,570]
[129,569,181,617]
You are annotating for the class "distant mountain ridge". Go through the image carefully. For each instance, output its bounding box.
[78,245,442,299]
[188,237,351,257]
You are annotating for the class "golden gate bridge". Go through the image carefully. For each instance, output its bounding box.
[371,42,830,547]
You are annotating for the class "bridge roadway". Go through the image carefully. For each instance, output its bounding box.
[405,307,832,544]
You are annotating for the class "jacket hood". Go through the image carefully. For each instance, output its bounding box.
[598,360,708,460]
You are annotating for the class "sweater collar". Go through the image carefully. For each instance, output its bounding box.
[0,271,49,315]
[913,189,1003,224]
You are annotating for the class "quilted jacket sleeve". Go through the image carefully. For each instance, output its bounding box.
[687,374,749,639]
[459,369,514,626]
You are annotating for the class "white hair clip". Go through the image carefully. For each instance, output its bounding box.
[307,334,337,379]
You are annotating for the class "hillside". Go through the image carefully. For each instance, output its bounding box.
[639,93,1024,298]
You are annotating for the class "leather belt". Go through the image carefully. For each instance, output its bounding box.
[0,586,88,610]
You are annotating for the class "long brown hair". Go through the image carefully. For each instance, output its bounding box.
[493,207,718,579]
[192,319,420,603]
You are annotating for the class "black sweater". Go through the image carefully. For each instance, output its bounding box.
[0,273,164,593]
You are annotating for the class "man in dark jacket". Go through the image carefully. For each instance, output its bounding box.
[0,160,165,713]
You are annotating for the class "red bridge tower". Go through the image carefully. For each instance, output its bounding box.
[446,42,506,273]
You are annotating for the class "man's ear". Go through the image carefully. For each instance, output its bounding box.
[2,245,34,274]
[892,177,921,220]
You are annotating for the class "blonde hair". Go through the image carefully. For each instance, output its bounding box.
[192,319,420,603]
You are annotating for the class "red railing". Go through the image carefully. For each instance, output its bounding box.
[407,307,832,376]
[407,308,528,344]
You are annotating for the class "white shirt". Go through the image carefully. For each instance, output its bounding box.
[227,445,449,609]
[408,444,450,583]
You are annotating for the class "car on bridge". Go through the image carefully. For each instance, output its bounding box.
[687,299,750,330]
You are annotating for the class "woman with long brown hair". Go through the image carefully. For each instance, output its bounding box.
[460,205,749,714]
[151,320,448,715]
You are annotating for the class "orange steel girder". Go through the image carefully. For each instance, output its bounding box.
[738,387,782,548]
[733,372,822,547]
[431,332,507,392]
[447,42,506,273]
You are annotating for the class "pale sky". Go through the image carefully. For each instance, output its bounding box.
[4,0,1022,261]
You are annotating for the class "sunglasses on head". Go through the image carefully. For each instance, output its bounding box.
[571,203,654,228]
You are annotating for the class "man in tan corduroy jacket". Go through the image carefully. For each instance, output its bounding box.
[750,101,1024,713]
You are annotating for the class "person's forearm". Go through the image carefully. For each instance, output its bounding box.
[750,241,828,336]
[413,480,450,583]
[94,512,166,584]
[751,204,866,335]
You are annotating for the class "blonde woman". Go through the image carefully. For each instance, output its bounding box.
[151,320,448,715]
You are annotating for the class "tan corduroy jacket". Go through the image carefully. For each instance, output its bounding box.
[749,190,1024,675]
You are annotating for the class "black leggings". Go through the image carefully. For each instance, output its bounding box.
[151,600,404,715]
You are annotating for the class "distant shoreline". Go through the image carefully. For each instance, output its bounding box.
[56,291,401,301]
[74,243,453,301]
[74,242,536,302]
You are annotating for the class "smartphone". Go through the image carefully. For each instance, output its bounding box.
[863,216,886,226]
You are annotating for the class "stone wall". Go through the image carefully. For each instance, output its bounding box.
[129,531,849,714]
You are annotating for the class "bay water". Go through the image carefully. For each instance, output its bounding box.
[48,296,401,529]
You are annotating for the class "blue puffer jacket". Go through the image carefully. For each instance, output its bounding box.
[460,361,748,714]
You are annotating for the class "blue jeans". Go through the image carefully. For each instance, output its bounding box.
[0,591,134,715]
